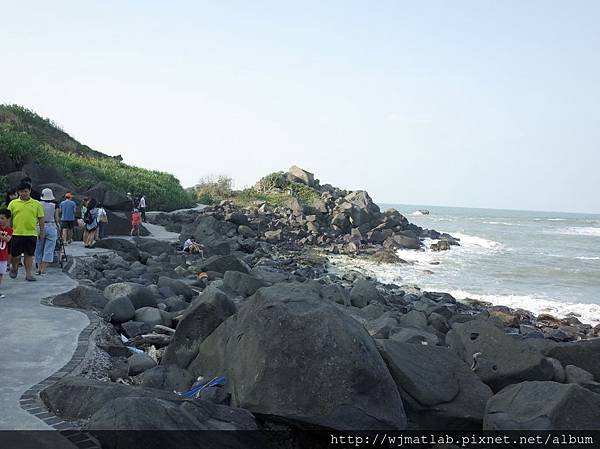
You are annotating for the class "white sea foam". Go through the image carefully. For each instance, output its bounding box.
[411,211,424,216]
[483,221,516,226]
[548,226,600,237]
[451,233,504,251]
[448,289,600,327]
[575,256,600,260]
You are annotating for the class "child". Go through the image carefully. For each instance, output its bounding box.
[130,208,142,236]
[0,209,14,298]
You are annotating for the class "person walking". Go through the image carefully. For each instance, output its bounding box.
[82,198,99,248]
[0,209,13,298]
[96,203,108,240]
[7,182,45,281]
[130,208,142,236]
[59,192,77,244]
[34,188,60,276]
[138,194,147,222]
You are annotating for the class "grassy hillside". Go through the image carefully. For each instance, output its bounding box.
[0,105,193,211]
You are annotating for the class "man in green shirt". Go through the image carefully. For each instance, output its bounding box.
[8,182,45,281]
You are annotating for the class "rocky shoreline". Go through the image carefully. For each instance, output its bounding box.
[39,167,600,447]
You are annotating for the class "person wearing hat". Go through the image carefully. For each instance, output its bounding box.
[34,188,60,276]
[7,182,45,281]
[59,192,77,244]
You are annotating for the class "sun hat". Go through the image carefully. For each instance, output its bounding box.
[40,188,55,201]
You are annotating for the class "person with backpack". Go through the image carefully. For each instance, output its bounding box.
[130,208,142,236]
[59,192,77,244]
[96,203,108,240]
[34,188,60,276]
[82,198,99,248]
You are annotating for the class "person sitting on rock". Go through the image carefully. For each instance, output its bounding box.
[130,208,142,236]
[183,236,203,256]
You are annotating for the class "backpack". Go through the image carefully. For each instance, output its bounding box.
[83,210,94,225]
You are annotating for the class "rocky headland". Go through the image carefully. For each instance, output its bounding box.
[37,166,600,447]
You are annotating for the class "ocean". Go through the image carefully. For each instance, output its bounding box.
[331,204,600,326]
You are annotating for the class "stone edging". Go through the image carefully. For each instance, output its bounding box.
[18,257,102,449]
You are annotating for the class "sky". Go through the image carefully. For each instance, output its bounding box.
[1,1,599,213]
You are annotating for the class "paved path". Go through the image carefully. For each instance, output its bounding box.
[0,269,84,431]
[0,219,185,435]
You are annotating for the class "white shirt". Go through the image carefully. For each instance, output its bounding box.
[138,197,146,208]
[97,208,107,221]
[183,239,193,250]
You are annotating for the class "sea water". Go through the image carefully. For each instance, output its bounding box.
[332,204,600,326]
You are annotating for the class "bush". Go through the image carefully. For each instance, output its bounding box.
[0,128,41,166]
[191,175,233,204]
[254,171,289,192]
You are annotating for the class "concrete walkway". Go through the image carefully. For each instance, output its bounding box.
[0,269,84,431]
[0,219,185,435]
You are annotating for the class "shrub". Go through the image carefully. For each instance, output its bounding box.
[254,171,289,192]
[191,175,233,204]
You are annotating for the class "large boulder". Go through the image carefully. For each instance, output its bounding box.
[378,340,493,430]
[85,182,132,211]
[287,165,315,187]
[545,338,600,381]
[134,307,171,328]
[188,282,407,430]
[104,296,136,324]
[94,238,141,260]
[84,397,265,449]
[483,381,600,430]
[127,285,159,309]
[157,276,194,300]
[138,365,195,392]
[162,286,237,368]
[383,235,421,250]
[52,285,108,311]
[40,377,177,421]
[447,320,554,391]
[104,282,144,301]
[103,211,150,237]
[135,238,174,256]
[127,353,157,376]
[22,162,67,186]
[198,254,250,274]
[350,279,383,308]
[222,271,269,297]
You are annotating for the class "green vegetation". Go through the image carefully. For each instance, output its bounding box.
[188,175,233,205]
[190,171,321,209]
[0,105,193,211]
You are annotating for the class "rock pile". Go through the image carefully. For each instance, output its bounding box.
[38,166,600,444]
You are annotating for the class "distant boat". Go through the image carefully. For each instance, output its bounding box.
[412,209,430,216]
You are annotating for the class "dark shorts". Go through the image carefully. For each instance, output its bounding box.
[10,236,37,257]
[61,220,75,229]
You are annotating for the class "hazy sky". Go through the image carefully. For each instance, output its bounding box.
[2,1,599,213]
